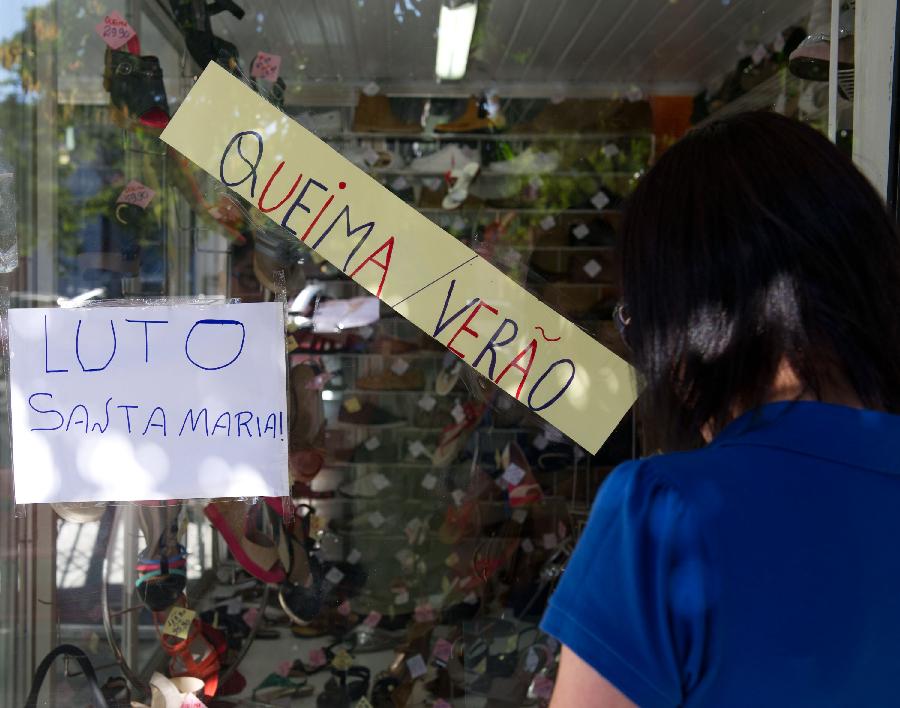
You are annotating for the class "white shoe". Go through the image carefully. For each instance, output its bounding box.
[409,144,480,173]
[441,162,480,209]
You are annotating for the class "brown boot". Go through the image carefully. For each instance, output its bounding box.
[352,94,420,134]
[436,96,494,133]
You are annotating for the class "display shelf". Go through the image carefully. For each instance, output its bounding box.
[370,167,635,179]
[323,130,653,143]
[416,206,620,216]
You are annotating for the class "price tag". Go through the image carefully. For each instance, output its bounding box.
[532,433,549,451]
[95,11,136,50]
[602,143,620,158]
[286,337,299,353]
[418,394,437,412]
[225,596,243,615]
[343,397,362,413]
[752,43,768,65]
[406,654,427,679]
[590,190,611,211]
[405,517,423,544]
[162,607,196,639]
[582,259,602,279]
[309,514,327,535]
[347,548,362,564]
[451,489,465,507]
[421,473,437,491]
[357,698,374,708]
[391,358,410,376]
[368,511,385,528]
[276,659,293,677]
[408,440,427,459]
[364,436,381,451]
[337,599,352,616]
[533,675,555,699]
[540,215,556,231]
[325,567,346,585]
[332,648,354,671]
[308,647,327,669]
[242,607,259,627]
[558,521,567,539]
[463,592,478,605]
[391,176,410,191]
[394,590,410,605]
[542,533,558,549]
[502,462,527,487]
[423,176,443,191]
[451,215,467,232]
[773,32,786,53]
[363,610,382,628]
[544,425,564,443]
[251,51,282,81]
[371,473,391,491]
[451,402,466,424]
[512,508,528,524]
[115,180,155,209]
[445,552,459,567]
[521,538,534,554]
[474,657,487,674]
[434,700,453,708]
[572,223,590,240]
[433,638,453,663]
[525,648,539,673]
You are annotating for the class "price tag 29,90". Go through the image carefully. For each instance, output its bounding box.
[162,607,196,639]
[115,180,155,209]
[251,51,282,82]
[95,11,137,50]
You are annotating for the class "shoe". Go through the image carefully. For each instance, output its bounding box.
[435,354,464,396]
[103,49,170,130]
[432,402,486,467]
[441,162,480,210]
[789,0,854,96]
[352,94,420,133]
[338,400,405,427]
[408,144,480,173]
[357,367,425,391]
[435,95,504,133]
[168,0,244,72]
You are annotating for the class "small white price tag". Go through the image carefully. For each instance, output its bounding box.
[423,176,443,191]
[347,548,362,564]
[525,647,540,673]
[369,511,385,528]
[533,433,549,451]
[451,489,465,507]
[225,597,243,615]
[521,538,534,553]
[752,43,768,65]
[406,654,427,679]
[502,462,527,487]
[544,425,564,442]
[325,567,345,585]
[408,440,427,459]
[773,33,786,53]
[363,147,380,166]
[418,394,437,412]
[451,215,467,231]
[602,143,620,158]
[512,508,528,524]
[591,190,611,210]
[391,176,410,191]
[421,473,438,491]
[463,592,478,605]
[364,436,381,451]
[572,223,590,240]
[395,590,410,605]
[451,402,466,424]
[540,215,557,231]
[371,473,391,491]
[391,358,410,376]
[582,259,602,279]
[543,533,558,549]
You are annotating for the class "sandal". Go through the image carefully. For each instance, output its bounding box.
[157,608,221,696]
[135,542,188,612]
[317,666,371,707]
[103,47,170,130]
[205,498,287,583]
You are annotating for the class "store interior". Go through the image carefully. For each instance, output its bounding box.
[0,0,856,706]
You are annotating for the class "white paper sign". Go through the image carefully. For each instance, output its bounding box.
[8,303,289,503]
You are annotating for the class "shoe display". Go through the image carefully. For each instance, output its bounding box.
[435,95,505,133]
[352,94,420,133]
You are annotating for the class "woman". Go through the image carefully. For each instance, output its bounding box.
[541,112,900,706]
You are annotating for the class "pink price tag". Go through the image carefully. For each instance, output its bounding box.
[116,180,155,209]
[432,638,453,663]
[307,647,327,669]
[363,610,382,628]
[241,607,259,627]
[251,51,282,81]
[533,675,555,699]
[434,701,453,708]
[337,599,352,616]
[276,659,293,678]
[180,696,204,708]
[95,11,137,50]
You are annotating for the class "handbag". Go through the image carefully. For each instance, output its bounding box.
[24,643,111,708]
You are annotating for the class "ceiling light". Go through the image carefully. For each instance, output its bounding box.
[435,1,477,80]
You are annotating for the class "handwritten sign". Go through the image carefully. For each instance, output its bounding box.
[162,607,196,639]
[8,302,289,503]
[159,63,637,452]
[116,180,155,209]
[95,11,137,50]
[251,51,282,82]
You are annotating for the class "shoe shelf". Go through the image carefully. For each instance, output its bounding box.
[370,167,636,179]
[416,206,621,216]
[324,131,653,143]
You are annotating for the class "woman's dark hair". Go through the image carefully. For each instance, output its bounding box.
[621,111,900,451]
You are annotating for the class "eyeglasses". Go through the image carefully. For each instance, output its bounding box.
[613,301,631,350]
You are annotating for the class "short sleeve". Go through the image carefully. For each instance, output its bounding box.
[540,460,710,708]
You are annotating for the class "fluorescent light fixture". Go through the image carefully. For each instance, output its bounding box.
[435,1,478,80]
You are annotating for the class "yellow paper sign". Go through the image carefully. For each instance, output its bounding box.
[163,607,196,639]
[160,63,638,452]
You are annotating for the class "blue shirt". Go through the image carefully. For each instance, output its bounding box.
[541,401,900,707]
